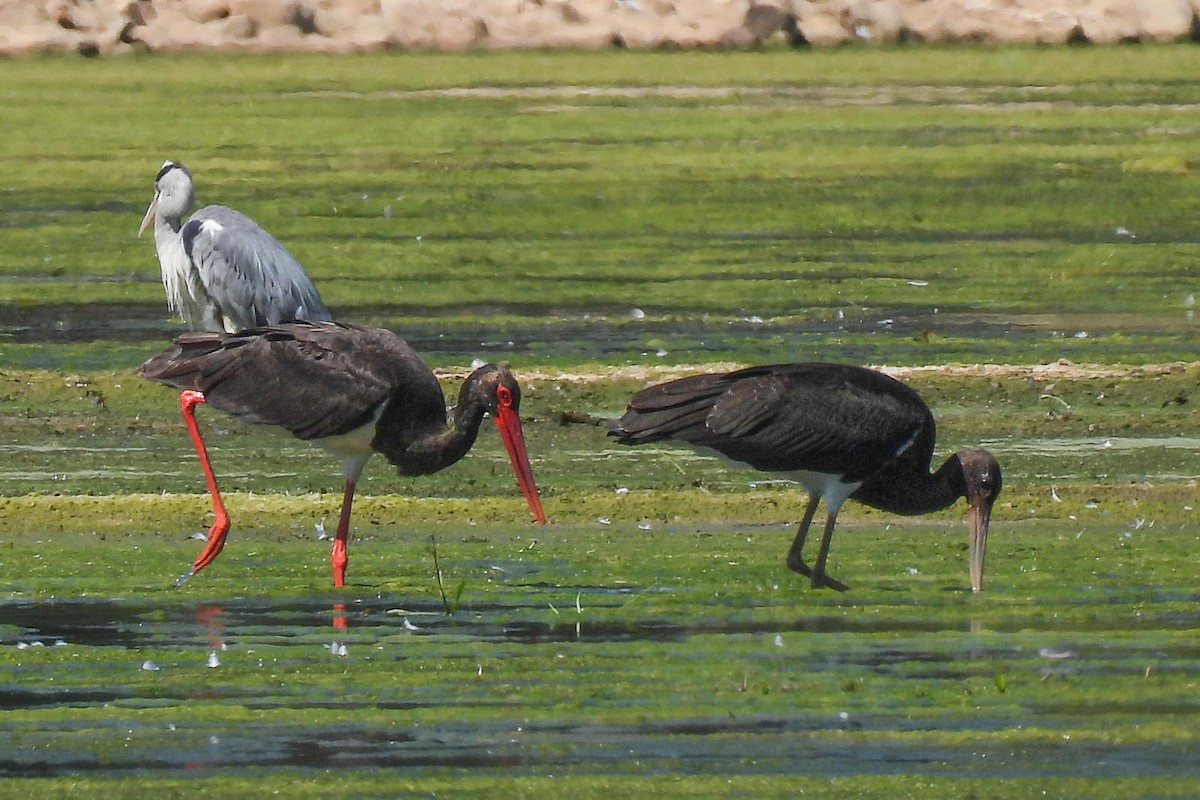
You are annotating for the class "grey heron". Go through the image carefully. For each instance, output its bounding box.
[138,160,331,331]
[139,160,333,582]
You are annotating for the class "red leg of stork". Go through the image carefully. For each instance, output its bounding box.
[177,389,231,586]
[330,479,357,588]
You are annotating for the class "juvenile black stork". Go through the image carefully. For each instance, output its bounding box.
[608,363,1001,592]
[138,320,546,587]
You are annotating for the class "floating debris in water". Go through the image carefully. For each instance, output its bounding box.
[141,660,160,671]
[630,307,645,319]
[1038,646,1078,660]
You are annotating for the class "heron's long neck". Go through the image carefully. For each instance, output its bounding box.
[851,453,966,516]
[152,212,183,256]
[152,213,197,324]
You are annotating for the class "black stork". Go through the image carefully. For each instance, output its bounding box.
[138,320,546,587]
[607,363,1001,592]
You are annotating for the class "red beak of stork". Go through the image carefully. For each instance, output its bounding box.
[492,402,546,526]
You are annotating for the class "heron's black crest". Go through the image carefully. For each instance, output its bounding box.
[155,161,183,183]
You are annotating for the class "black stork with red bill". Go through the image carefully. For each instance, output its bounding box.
[607,362,1001,592]
[139,320,546,587]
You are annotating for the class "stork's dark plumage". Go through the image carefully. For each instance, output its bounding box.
[138,321,546,587]
[608,363,1001,592]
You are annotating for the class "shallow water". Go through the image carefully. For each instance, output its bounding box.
[1,566,1196,783]
[3,299,1198,372]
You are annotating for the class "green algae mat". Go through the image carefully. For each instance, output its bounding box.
[1,45,1199,798]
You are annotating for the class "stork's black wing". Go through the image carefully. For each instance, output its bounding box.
[138,321,443,442]
[611,363,936,483]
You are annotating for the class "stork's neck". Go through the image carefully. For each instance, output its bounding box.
[851,453,966,516]
[373,383,489,477]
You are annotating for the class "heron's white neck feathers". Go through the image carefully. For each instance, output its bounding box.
[153,218,205,328]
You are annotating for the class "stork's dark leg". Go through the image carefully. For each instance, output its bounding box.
[177,390,230,585]
[330,479,356,588]
[785,494,822,578]
[811,506,850,592]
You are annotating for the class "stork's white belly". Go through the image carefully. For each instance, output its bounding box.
[785,470,863,510]
[313,405,387,483]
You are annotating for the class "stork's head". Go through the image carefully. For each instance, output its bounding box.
[464,363,545,527]
[957,449,1002,593]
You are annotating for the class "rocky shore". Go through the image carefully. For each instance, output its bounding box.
[2,0,1198,57]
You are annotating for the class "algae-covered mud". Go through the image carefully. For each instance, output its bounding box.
[2,46,1200,798]
[0,522,1198,799]
[5,48,1200,371]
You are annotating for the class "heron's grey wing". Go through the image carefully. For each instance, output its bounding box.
[183,206,331,331]
[138,322,421,441]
